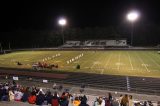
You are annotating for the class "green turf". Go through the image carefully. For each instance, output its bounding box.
[0,50,160,78]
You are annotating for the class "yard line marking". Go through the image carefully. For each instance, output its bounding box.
[146,53,160,68]
[101,53,113,74]
[90,62,97,69]
[127,52,134,70]
[117,52,121,70]
[135,52,150,72]
[90,53,102,69]
[77,53,91,69]
[153,52,160,60]
[104,53,113,68]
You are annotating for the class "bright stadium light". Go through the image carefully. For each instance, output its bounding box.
[127,11,139,22]
[127,10,140,46]
[58,18,66,26]
[58,18,67,45]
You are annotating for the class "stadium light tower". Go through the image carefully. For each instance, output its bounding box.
[127,11,139,46]
[58,18,67,45]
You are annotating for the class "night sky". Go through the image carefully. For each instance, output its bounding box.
[1,0,160,31]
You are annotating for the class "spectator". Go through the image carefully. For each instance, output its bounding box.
[58,84,63,91]
[45,91,53,104]
[80,97,89,106]
[121,94,129,106]
[53,83,57,89]
[73,96,81,106]
[51,92,60,106]
[14,88,23,101]
[93,97,100,106]
[28,91,36,104]
[105,98,111,106]
[108,93,112,101]
[1,85,8,101]
[8,88,14,101]
[12,80,16,86]
[128,95,134,106]
[143,101,147,106]
[101,98,105,106]
[36,91,45,105]
[111,97,119,106]
[157,101,160,106]
[80,95,87,104]
[21,87,30,102]
[135,102,141,106]
[118,95,123,105]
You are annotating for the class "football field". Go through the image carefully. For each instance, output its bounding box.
[0,50,160,78]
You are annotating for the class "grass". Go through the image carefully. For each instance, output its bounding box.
[0,50,160,78]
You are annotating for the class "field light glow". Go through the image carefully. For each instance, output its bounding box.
[127,11,139,22]
[58,18,66,26]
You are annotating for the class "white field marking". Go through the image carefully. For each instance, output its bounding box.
[147,53,160,68]
[96,68,104,72]
[153,52,160,59]
[79,52,95,70]
[84,67,89,69]
[90,61,100,69]
[90,53,103,70]
[24,60,30,61]
[127,52,134,70]
[112,67,118,70]
[54,61,61,63]
[116,62,124,65]
[117,52,121,70]
[135,52,150,72]
[11,59,16,62]
[101,54,113,74]
[142,64,149,67]
[94,61,101,64]
[104,54,113,68]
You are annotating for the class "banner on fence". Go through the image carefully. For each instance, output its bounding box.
[43,79,48,83]
[13,76,19,81]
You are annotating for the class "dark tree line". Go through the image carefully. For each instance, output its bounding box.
[0,25,160,49]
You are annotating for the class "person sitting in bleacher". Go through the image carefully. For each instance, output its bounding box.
[21,87,30,102]
[36,91,45,105]
[79,95,89,106]
[8,88,14,101]
[73,96,81,106]
[45,90,53,105]
[14,88,23,101]
[0,81,158,106]
[28,91,36,104]
[51,92,60,106]
[121,94,129,106]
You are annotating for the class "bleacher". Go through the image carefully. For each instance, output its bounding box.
[61,39,128,48]
[62,41,81,48]
[0,79,159,106]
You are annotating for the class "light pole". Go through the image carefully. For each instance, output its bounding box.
[127,11,139,46]
[58,18,67,45]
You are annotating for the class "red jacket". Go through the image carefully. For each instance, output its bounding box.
[28,95,36,104]
[51,98,59,106]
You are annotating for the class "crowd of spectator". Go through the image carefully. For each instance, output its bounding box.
[0,80,157,106]
[0,80,89,106]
